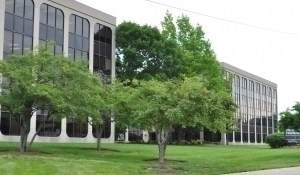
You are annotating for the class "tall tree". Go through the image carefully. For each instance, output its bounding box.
[0,45,103,152]
[113,77,236,169]
[116,21,183,81]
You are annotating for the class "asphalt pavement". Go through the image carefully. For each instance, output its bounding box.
[225,167,300,175]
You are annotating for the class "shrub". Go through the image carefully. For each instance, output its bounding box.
[266,133,286,148]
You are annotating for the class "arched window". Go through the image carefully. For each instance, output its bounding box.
[3,0,34,59]
[39,3,64,55]
[68,14,89,62]
[66,118,88,138]
[93,23,112,76]
[36,110,61,137]
[92,121,111,139]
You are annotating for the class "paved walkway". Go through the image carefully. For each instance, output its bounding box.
[226,167,300,175]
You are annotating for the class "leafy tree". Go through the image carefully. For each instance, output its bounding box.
[0,45,103,152]
[113,77,236,169]
[116,21,183,81]
[279,102,300,133]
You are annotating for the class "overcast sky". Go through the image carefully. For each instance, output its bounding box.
[77,0,300,113]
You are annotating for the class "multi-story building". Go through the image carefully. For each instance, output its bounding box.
[0,0,116,143]
[126,62,278,145]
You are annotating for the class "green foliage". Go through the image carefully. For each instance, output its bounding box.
[0,44,104,151]
[279,102,300,133]
[265,133,286,148]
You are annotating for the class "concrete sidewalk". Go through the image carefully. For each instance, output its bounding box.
[226,167,300,175]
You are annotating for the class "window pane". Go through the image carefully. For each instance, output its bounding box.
[68,33,75,48]
[94,24,99,41]
[14,16,24,34]
[47,26,56,41]
[55,45,63,55]
[106,27,112,44]
[5,0,14,14]
[56,9,64,30]
[83,38,89,52]
[1,111,11,135]
[105,58,111,70]
[94,41,99,54]
[3,53,10,60]
[75,36,82,50]
[24,0,34,20]
[105,45,111,58]
[76,17,82,36]
[13,33,23,54]
[56,29,63,45]
[82,19,89,38]
[4,30,13,54]
[82,52,88,62]
[75,50,82,60]
[93,55,99,69]
[100,56,105,68]
[24,19,33,36]
[5,13,14,31]
[39,24,47,40]
[68,48,74,61]
[99,25,106,37]
[48,6,55,27]
[69,15,75,33]
[15,0,24,17]
[40,4,47,24]
[39,39,46,46]
[23,36,32,54]
[100,42,105,56]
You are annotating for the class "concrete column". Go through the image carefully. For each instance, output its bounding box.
[0,1,5,60]
[88,25,94,71]
[60,118,68,140]
[125,127,129,142]
[220,133,227,145]
[200,131,204,142]
[143,131,149,142]
[32,1,42,48]
[63,12,71,58]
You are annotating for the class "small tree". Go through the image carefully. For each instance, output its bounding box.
[114,77,236,169]
[0,45,103,152]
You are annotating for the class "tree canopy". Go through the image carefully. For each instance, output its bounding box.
[279,102,300,133]
[0,45,104,152]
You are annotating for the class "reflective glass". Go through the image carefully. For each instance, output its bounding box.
[69,15,75,33]
[105,58,111,70]
[5,0,14,14]
[93,55,99,69]
[75,36,82,50]
[56,9,64,30]
[55,29,63,45]
[69,33,75,48]
[94,24,100,41]
[75,50,82,59]
[39,24,47,40]
[47,26,56,41]
[23,35,32,54]
[83,38,89,52]
[13,33,23,54]
[75,17,82,35]
[15,0,24,17]
[105,45,111,58]
[4,30,13,54]
[48,6,55,27]
[68,48,74,60]
[14,16,24,33]
[24,0,34,20]
[24,19,33,36]
[82,19,89,38]
[5,13,14,31]
[100,42,105,56]
[100,56,105,68]
[55,45,63,55]
[40,4,47,24]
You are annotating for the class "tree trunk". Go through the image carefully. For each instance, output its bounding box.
[156,127,172,169]
[27,115,51,152]
[158,143,165,169]
[20,117,30,152]
[96,124,105,151]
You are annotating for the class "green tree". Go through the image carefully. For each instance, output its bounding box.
[0,45,103,152]
[279,102,300,133]
[116,21,183,81]
[114,77,236,169]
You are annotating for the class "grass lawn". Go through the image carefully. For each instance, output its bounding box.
[0,142,300,175]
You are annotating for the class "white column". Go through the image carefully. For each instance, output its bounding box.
[143,131,149,142]
[60,118,68,141]
[125,127,129,142]
[200,131,204,142]
[220,133,227,145]
[63,12,71,58]
[32,1,42,48]
[88,25,94,71]
[109,121,115,143]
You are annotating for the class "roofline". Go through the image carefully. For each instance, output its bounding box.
[220,62,277,88]
[50,0,116,26]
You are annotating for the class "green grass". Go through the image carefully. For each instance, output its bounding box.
[0,142,300,175]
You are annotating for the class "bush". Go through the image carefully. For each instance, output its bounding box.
[266,133,286,148]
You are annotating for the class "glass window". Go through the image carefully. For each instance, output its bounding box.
[106,45,111,58]
[68,48,74,60]
[69,33,75,48]
[75,35,82,50]
[83,19,89,38]
[94,41,100,53]
[82,52,88,61]
[15,0,24,17]
[39,24,47,40]
[5,13,14,30]
[48,6,55,27]
[36,110,61,137]
[66,119,88,138]
[24,0,34,20]
[100,42,105,56]
[47,26,56,41]
[75,50,82,60]
[56,29,63,45]
[75,17,82,35]
[100,56,105,68]
[55,45,63,55]
[5,0,15,14]
[4,30,13,54]
[92,122,111,139]
[94,24,100,41]
[56,9,64,30]
[14,16,24,33]
[40,4,47,24]
[93,55,99,69]
[105,58,111,70]
[83,38,89,52]
[13,33,23,54]
[69,15,75,33]
[24,19,33,36]
[23,36,32,54]
[106,28,112,44]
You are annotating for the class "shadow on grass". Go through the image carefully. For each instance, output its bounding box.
[0,149,52,155]
[81,147,121,152]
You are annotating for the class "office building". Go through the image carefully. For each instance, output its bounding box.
[0,0,116,143]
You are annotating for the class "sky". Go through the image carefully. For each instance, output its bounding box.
[77,0,300,113]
